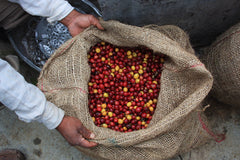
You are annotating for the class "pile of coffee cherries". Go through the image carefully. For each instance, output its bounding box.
[88,42,165,132]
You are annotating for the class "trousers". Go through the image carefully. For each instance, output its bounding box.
[0,0,30,30]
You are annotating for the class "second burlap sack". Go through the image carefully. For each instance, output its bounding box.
[200,22,240,107]
[38,20,213,160]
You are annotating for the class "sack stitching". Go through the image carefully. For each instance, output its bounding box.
[198,112,225,143]
[164,63,204,72]
[212,30,240,47]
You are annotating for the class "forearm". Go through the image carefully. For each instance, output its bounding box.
[8,0,74,23]
[0,59,64,129]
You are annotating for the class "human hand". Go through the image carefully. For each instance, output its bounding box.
[60,10,104,37]
[56,116,97,147]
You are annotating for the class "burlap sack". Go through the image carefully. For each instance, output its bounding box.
[200,22,240,107]
[38,20,213,160]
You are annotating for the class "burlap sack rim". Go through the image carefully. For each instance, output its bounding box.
[38,20,213,147]
[39,20,209,89]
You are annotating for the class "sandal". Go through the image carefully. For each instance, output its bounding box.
[0,149,26,160]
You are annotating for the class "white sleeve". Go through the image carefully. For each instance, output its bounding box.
[8,0,74,23]
[0,59,64,129]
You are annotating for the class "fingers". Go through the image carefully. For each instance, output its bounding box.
[77,123,95,139]
[76,137,98,148]
[95,22,104,30]
[88,15,104,30]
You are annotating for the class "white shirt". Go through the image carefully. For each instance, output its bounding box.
[8,0,74,23]
[0,59,64,129]
[1,0,72,129]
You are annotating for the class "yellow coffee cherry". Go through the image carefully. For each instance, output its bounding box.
[102,123,108,128]
[149,107,154,112]
[115,48,119,52]
[102,111,107,116]
[153,81,158,84]
[153,99,158,103]
[115,65,120,71]
[93,89,98,93]
[148,100,153,105]
[123,87,128,92]
[123,127,127,131]
[146,114,150,118]
[127,51,132,55]
[101,103,107,108]
[108,112,113,117]
[127,102,132,107]
[131,66,135,70]
[141,121,146,125]
[109,52,113,56]
[136,116,141,120]
[138,69,143,74]
[126,115,132,120]
[92,117,95,122]
[135,79,140,83]
[101,108,106,113]
[95,48,101,53]
[134,73,139,79]
[133,52,137,57]
[118,119,123,124]
[101,57,106,61]
[101,41,105,45]
[88,82,93,86]
[128,55,133,59]
[103,93,109,98]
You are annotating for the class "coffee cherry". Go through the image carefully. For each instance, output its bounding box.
[88,42,165,132]
[135,107,142,113]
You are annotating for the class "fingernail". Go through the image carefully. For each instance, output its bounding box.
[90,133,95,139]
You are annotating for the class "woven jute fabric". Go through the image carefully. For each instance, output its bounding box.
[38,20,213,160]
[200,22,240,107]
